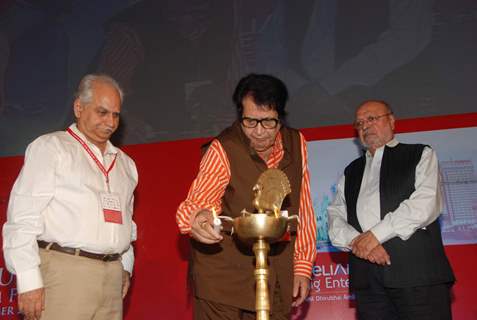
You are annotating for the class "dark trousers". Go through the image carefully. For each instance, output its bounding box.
[355,266,453,320]
[193,281,289,320]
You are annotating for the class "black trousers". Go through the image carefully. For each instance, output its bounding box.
[354,266,453,320]
[193,281,289,320]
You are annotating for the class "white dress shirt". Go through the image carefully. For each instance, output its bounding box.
[2,124,138,293]
[328,139,442,251]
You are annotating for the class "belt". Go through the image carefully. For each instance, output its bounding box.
[37,240,121,262]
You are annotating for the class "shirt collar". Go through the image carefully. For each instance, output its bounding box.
[68,123,118,155]
[271,131,283,155]
[365,138,399,158]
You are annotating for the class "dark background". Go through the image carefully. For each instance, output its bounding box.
[1,0,476,156]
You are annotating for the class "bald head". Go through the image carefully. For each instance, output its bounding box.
[354,100,395,155]
[356,100,392,116]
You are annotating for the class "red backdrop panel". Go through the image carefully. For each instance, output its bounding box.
[0,113,476,319]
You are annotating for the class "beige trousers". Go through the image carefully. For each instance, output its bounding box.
[39,248,123,320]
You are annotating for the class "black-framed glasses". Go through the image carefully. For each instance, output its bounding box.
[241,117,280,129]
[353,113,392,130]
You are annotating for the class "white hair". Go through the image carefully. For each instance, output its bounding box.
[75,74,124,104]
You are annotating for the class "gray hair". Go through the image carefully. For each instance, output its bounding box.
[75,74,124,104]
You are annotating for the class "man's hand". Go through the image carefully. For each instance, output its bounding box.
[190,209,223,244]
[122,270,131,299]
[292,275,310,307]
[366,245,391,266]
[18,287,45,320]
[350,231,380,259]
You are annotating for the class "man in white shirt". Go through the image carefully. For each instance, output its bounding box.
[328,100,454,320]
[2,74,138,320]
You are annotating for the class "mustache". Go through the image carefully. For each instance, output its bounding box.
[99,126,115,134]
[363,130,376,138]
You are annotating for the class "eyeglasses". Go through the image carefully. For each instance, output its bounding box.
[241,117,280,129]
[353,113,392,130]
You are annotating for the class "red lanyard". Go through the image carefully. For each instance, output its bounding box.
[67,128,117,186]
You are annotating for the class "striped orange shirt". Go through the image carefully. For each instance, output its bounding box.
[176,131,317,278]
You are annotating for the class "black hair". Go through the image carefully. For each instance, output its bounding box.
[232,73,288,120]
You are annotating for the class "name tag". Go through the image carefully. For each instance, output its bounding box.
[100,192,123,224]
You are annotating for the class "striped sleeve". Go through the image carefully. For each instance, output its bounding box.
[293,132,318,278]
[176,139,231,234]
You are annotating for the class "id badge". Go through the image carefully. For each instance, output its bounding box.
[100,192,123,224]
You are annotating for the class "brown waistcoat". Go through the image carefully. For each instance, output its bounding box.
[190,122,303,312]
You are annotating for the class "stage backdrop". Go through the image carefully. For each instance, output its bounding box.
[1,112,476,319]
[1,0,477,156]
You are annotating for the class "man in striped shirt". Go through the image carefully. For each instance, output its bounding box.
[176,74,317,319]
